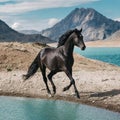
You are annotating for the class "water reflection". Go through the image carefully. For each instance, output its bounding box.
[23,99,79,120]
[0,96,120,120]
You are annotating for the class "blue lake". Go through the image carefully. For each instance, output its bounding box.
[0,96,120,120]
[75,47,120,66]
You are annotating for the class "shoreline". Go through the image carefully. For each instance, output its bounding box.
[85,40,120,47]
[48,40,120,48]
[0,42,120,113]
[0,92,120,113]
[0,70,120,113]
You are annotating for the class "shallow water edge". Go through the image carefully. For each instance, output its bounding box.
[0,92,120,113]
[1,96,120,120]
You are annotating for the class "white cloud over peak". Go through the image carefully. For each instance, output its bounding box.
[48,18,59,27]
[0,0,100,31]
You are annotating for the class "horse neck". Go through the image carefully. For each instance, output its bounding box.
[64,36,74,57]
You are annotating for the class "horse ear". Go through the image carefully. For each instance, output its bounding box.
[74,28,77,32]
[79,28,82,33]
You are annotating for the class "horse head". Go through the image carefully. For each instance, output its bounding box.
[73,28,86,50]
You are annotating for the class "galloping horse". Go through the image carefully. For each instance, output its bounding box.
[23,28,86,98]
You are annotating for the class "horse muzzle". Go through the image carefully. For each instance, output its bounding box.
[81,46,86,50]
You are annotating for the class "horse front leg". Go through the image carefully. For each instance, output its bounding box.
[63,70,80,98]
[63,69,72,91]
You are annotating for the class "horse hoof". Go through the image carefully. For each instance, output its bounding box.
[48,94,52,98]
[76,94,80,99]
[53,89,56,95]
[53,91,56,95]
[22,75,28,82]
[77,95,80,99]
[63,87,68,91]
[48,94,53,98]
[72,93,80,99]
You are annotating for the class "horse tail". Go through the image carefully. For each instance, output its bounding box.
[23,53,40,80]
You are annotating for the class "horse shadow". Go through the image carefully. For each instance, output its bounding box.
[90,89,120,97]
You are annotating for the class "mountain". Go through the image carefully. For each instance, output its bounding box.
[105,30,120,41]
[0,20,53,43]
[19,30,40,35]
[41,8,120,41]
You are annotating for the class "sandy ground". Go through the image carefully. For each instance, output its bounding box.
[48,39,120,47]
[85,40,120,47]
[0,42,120,112]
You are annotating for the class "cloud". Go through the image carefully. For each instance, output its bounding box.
[0,0,9,2]
[0,0,99,14]
[0,0,100,31]
[8,19,53,31]
[8,18,60,31]
[114,18,120,22]
[48,18,59,27]
[11,22,21,29]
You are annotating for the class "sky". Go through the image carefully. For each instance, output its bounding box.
[0,0,120,31]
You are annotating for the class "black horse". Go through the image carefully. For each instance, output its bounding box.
[23,28,86,98]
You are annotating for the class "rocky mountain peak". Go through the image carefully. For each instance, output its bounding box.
[0,20,16,33]
[41,8,120,41]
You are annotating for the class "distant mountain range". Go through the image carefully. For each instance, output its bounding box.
[1,8,120,43]
[0,20,53,43]
[105,30,120,41]
[19,30,40,35]
[41,8,120,41]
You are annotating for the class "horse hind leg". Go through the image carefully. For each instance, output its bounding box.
[39,64,51,95]
[48,71,57,95]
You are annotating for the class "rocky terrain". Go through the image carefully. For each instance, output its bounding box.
[85,30,120,47]
[105,30,120,41]
[41,8,120,41]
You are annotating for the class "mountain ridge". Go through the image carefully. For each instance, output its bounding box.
[41,8,120,41]
[19,30,40,35]
[105,30,120,41]
[0,20,53,43]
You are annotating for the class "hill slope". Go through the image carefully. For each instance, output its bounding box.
[41,8,120,41]
[19,30,40,35]
[0,20,52,43]
[105,30,120,41]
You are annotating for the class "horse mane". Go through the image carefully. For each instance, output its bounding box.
[57,29,75,47]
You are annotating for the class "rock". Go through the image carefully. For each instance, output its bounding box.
[41,8,120,41]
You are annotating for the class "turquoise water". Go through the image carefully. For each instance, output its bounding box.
[75,47,120,66]
[0,96,120,120]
